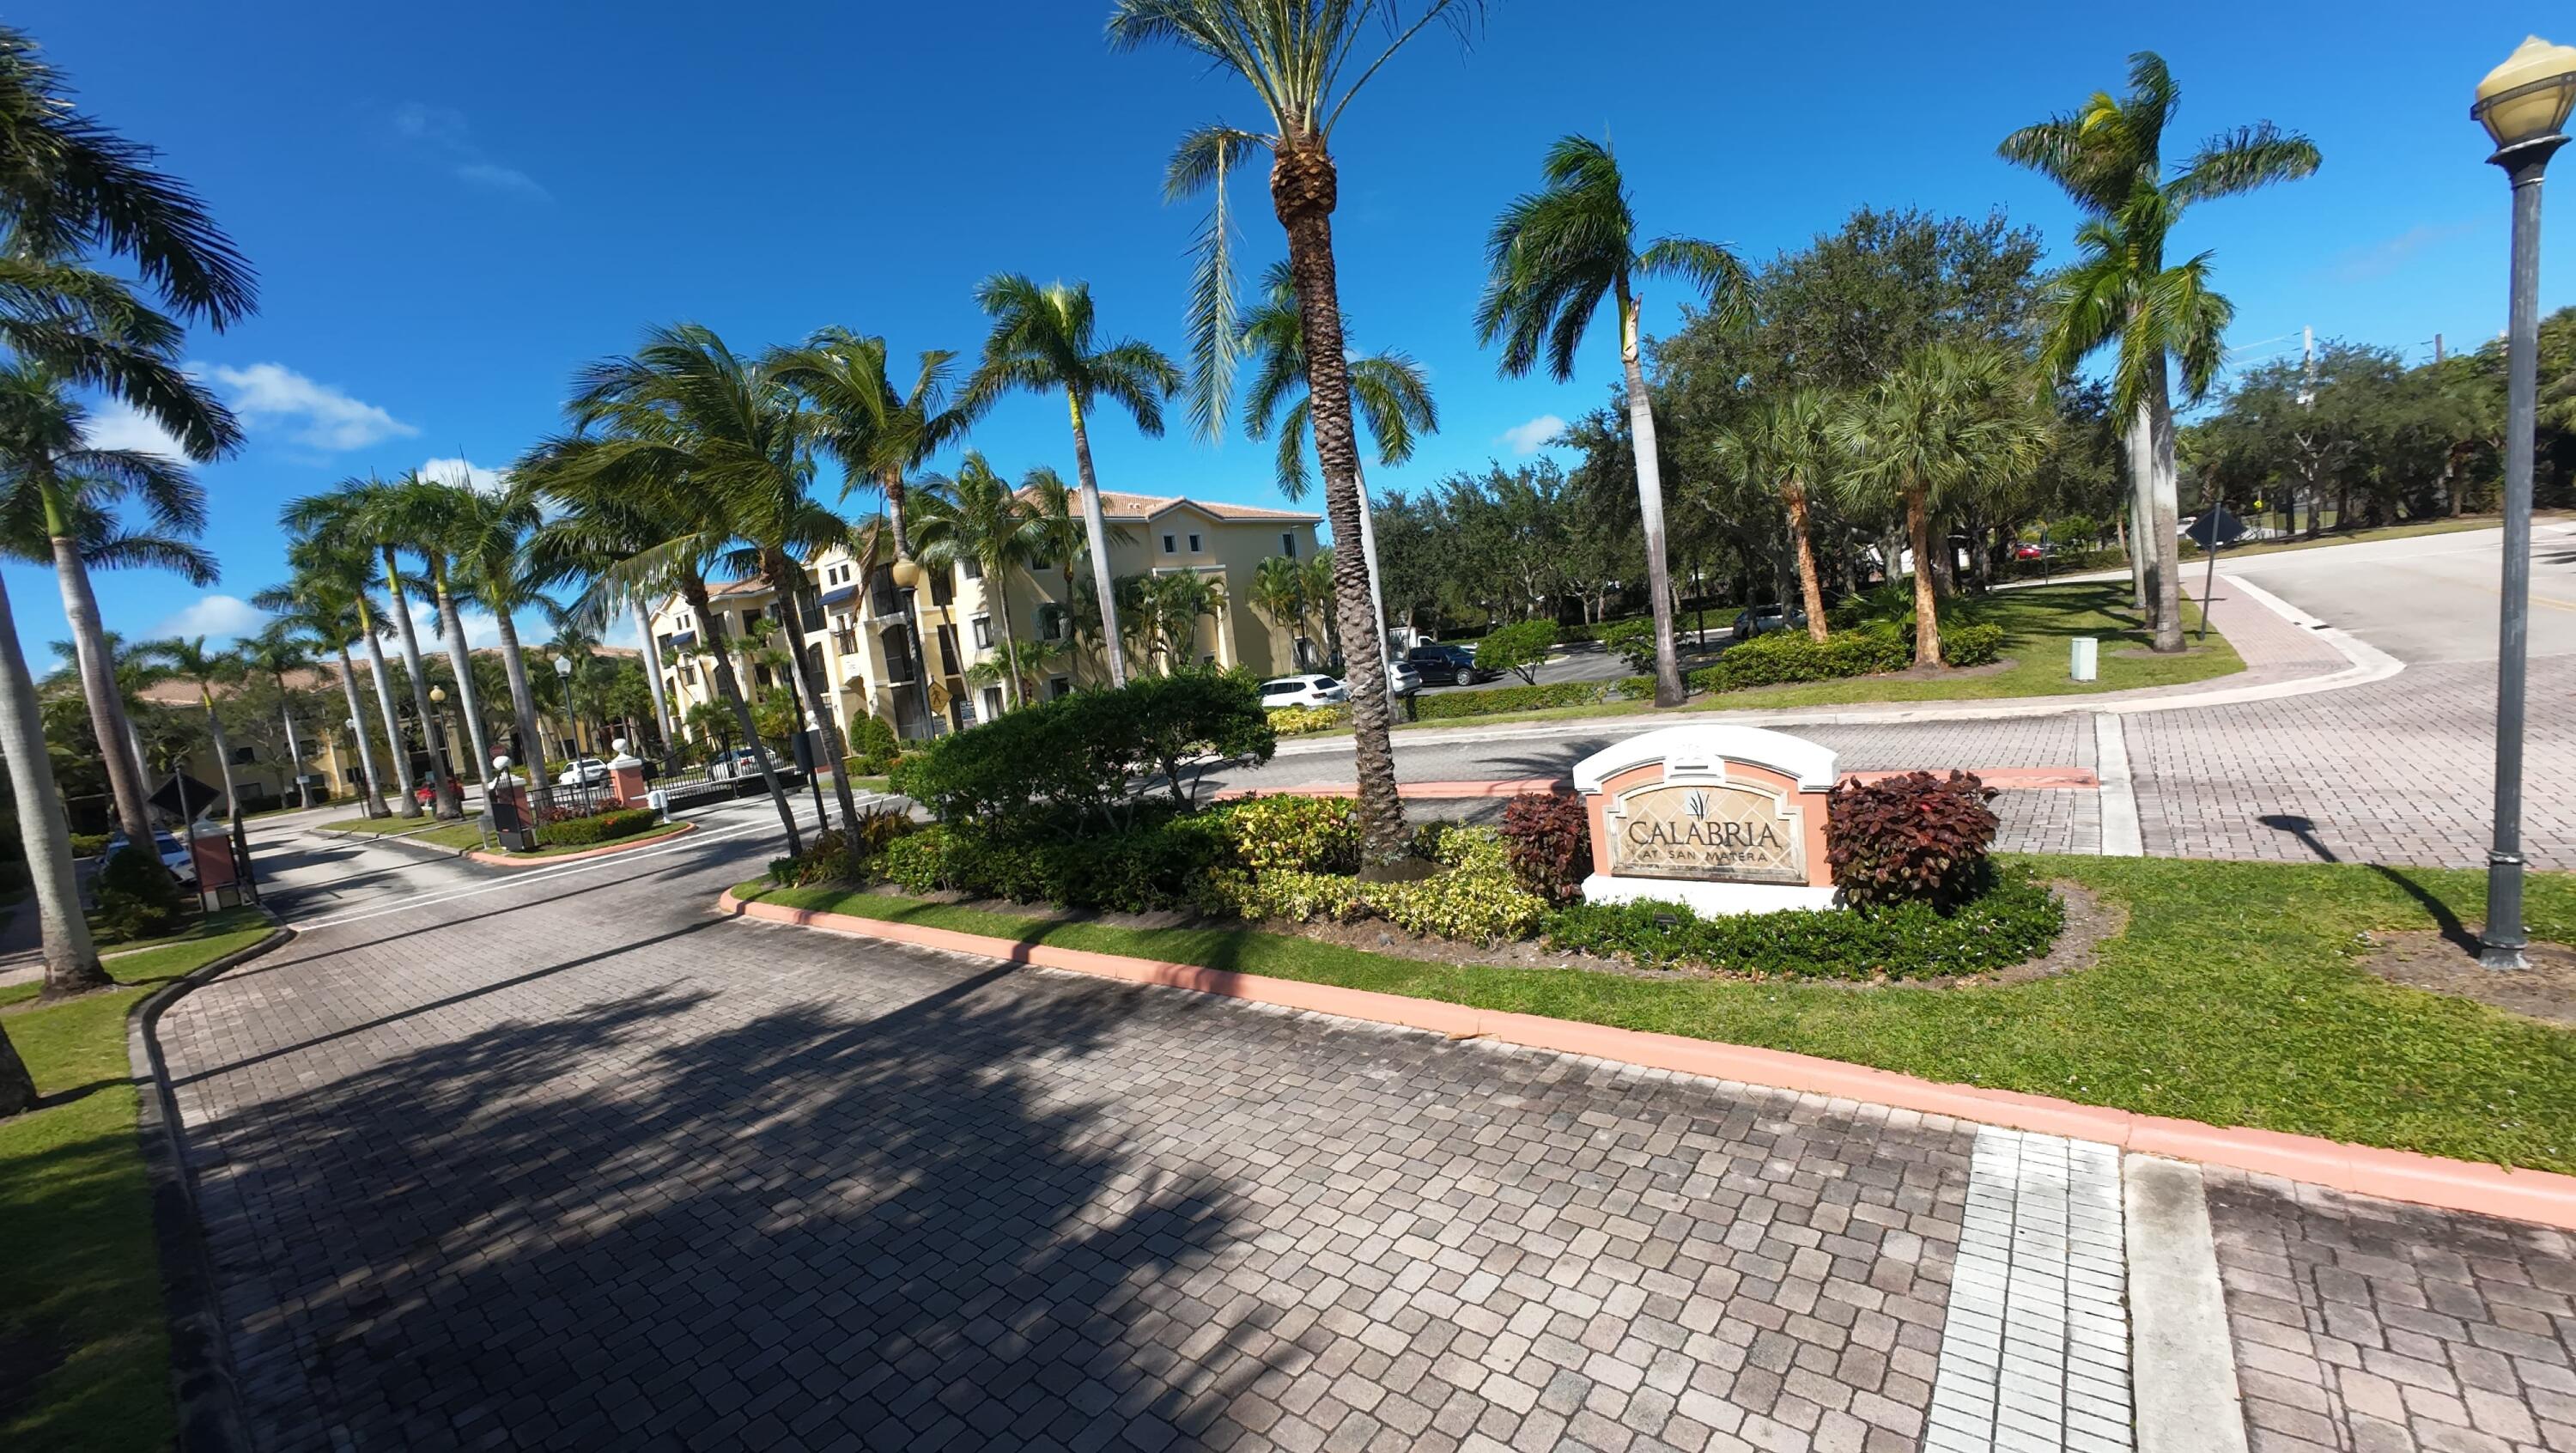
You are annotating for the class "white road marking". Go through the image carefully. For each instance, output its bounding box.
[1928,1128,2132,1452]
[2094,714,2143,858]
[288,813,784,933]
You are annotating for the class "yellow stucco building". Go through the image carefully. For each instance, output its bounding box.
[647,491,1324,742]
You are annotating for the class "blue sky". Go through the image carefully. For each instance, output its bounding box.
[8,0,2564,658]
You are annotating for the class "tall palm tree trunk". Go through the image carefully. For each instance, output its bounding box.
[1615,285,1687,707]
[1906,488,1941,667]
[632,598,676,751]
[355,601,418,818]
[0,574,106,999]
[685,578,803,856]
[491,611,556,818]
[197,687,240,818]
[1065,396,1131,688]
[882,470,941,739]
[993,567,1024,710]
[332,642,390,817]
[1784,485,1830,642]
[50,533,153,842]
[381,551,460,819]
[2144,362,2187,653]
[431,564,496,794]
[1273,139,1403,866]
[765,554,858,834]
[274,683,306,806]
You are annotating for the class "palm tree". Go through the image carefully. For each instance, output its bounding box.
[963,275,1179,689]
[912,453,1043,713]
[542,325,831,852]
[1249,553,1314,668]
[1021,464,1134,678]
[42,627,166,776]
[282,479,460,817]
[280,535,412,818]
[1113,0,1481,865]
[585,326,863,832]
[1474,133,1750,706]
[235,622,317,806]
[2001,52,2319,652]
[1238,259,1434,672]
[0,566,105,1002]
[143,634,244,815]
[1130,570,1223,673]
[768,330,971,738]
[0,362,223,843]
[389,472,501,799]
[6,466,213,801]
[435,475,561,815]
[519,443,681,754]
[1716,390,1838,642]
[1832,345,2051,666]
[250,572,390,817]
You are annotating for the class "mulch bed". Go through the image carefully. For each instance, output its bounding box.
[2354,931,2576,1027]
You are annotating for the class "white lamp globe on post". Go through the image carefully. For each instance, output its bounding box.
[2470,35,2576,970]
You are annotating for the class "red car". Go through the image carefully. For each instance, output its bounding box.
[413,770,459,805]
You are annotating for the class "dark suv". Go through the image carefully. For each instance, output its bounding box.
[1406,642,1489,687]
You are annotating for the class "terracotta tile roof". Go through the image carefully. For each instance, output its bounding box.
[1087,490,1319,523]
[132,644,638,704]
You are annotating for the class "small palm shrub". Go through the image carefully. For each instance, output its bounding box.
[1220,793,1360,873]
[1265,704,1348,737]
[1825,771,2000,908]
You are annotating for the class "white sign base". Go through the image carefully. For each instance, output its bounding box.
[1579,873,1838,917]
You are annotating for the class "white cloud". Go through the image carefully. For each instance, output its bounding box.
[1499,414,1569,455]
[392,102,549,201]
[152,594,265,641]
[418,456,507,495]
[79,397,189,458]
[204,362,417,451]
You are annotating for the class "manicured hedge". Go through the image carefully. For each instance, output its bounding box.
[1266,703,1349,737]
[1414,681,1610,720]
[1690,627,1909,692]
[70,832,112,859]
[1942,622,2007,666]
[1545,868,2063,980]
[537,807,659,847]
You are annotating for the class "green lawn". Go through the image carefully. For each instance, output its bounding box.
[0,920,280,1453]
[1394,582,2241,733]
[321,814,483,852]
[739,856,2576,1174]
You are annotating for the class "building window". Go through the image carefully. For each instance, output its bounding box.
[935,623,962,673]
[228,745,256,765]
[1048,676,1072,700]
[930,568,954,609]
[970,613,993,650]
[1162,532,1176,554]
[1281,532,1297,559]
[981,686,1005,722]
[961,556,981,581]
[1188,532,1201,553]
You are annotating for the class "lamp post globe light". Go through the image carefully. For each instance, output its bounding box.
[551,654,581,759]
[2472,35,2576,970]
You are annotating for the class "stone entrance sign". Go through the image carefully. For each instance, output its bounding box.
[1572,725,1838,915]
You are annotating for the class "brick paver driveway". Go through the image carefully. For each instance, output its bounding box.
[178,815,1980,1452]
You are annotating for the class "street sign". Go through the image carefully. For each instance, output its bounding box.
[2185,504,2248,550]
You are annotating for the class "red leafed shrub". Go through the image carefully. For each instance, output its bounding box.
[1498,791,1594,906]
[1825,770,2000,909]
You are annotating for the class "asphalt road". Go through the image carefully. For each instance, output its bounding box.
[2224,520,2576,665]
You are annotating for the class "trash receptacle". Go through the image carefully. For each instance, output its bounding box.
[2070,635,2099,683]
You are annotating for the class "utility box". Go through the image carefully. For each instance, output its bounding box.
[2070,636,2099,682]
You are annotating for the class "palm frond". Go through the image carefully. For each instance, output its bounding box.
[2169,124,2321,204]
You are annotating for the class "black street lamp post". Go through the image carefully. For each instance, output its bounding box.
[2471,36,2576,970]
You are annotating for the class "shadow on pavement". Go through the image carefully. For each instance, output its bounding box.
[194,929,1271,1450]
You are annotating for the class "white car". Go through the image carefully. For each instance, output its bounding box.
[1260,674,1347,708]
[1384,661,1423,696]
[557,757,611,787]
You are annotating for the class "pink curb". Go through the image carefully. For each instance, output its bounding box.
[718,890,2576,1230]
[466,820,696,867]
[1212,769,2097,803]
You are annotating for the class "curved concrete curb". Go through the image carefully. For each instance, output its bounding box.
[126,920,297,1453]
[719,890,2576,1231]
[464,819,696,868]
